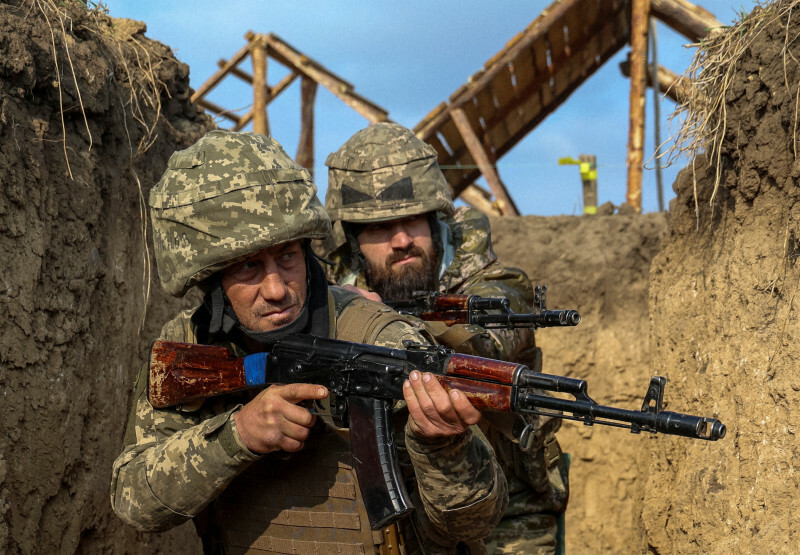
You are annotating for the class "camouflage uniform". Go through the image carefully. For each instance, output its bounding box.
[110,131,507,554]
[323,124,569,555]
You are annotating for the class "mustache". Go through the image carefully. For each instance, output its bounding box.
[384,246,427,267]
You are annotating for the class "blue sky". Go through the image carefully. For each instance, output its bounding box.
[106,1,747,215]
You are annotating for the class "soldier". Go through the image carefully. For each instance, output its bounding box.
[322,123,569,554]
[110,130,507,554]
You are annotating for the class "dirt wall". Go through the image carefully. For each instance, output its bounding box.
[641,2,800,550]
[491,212,667,552]
[0,1,209,552]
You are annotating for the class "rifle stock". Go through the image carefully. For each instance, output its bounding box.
[149,341,249,408]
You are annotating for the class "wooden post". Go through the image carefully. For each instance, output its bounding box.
[251,37,269,136]
[626,0,650,212]
[649,18,665,212]
[297,77,317,177]
[579,154,598,215]
[460,185,502,217]
[450,107,519,216]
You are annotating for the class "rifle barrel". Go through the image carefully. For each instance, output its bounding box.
[474,309,581,328]
[517,391,726,441]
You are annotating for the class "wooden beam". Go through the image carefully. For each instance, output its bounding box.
[416,0,583,141]
[619,59,691,104]
[219,59,301,105]
[445,8,630,198]
[217,60,262,88]
[460,185,502,217]
[655,64,691,105]
[650,0,724,41]
[251,38,269,136]
[267,71,300,104]
[297,77,317,177]
[450,107,519,216]
[263,33,390,123]
[233,114,252,132]
[191,39,253,102]
[194,98,239,123]
[626,0,650,213]
[231,71,303,132]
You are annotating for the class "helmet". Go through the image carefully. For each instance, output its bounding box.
[325,122,454,223]
[149,130,330,297]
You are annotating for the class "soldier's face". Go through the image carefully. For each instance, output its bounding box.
[221,240,307,332]
[357,215,438,299]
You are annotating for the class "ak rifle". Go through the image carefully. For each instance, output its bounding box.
[384,285,581,329]
[149,335,726,531]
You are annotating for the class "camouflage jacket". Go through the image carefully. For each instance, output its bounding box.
[110,287,507,553]
[325,208,569,551]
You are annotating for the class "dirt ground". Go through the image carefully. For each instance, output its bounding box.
[1,0,797,553]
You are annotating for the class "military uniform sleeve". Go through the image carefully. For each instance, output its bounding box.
[110,360,261,532]
[372,320,508,544]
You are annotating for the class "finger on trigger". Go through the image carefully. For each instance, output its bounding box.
[283,383,328,403]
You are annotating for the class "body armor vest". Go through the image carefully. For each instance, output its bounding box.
[205,290,416,554]
[211,426,379,554]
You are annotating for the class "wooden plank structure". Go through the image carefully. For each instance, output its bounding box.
[191,0,722,214]
[191,32,390,177]
[413,0,722,214]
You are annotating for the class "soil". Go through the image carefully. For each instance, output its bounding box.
[0,1,210,552]
[490,211,668,553]
[1,0,796,553]
[640,2,800,550]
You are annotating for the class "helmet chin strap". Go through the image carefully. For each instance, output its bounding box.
[203,243,330,351]
[341,221,368,275]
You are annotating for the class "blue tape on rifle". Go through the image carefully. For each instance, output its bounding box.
[244,352,268,387]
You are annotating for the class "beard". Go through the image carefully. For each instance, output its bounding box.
[364,245,439,301]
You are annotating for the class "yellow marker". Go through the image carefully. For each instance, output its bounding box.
[558,158,596,182]
[559,156,598,215]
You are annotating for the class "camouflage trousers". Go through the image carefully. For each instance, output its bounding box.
[483,513,557,555]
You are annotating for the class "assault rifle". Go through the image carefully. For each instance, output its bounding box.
[149,335,726,530]
[384,285,581,329]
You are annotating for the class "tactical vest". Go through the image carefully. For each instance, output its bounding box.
[206,289,417,555]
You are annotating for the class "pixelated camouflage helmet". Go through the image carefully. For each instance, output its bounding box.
[149,130,331,297]
[325,122,454,223]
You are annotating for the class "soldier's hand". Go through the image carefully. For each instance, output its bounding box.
[403,370,481,439]
[234,383,328,454]
[339,284,382,302]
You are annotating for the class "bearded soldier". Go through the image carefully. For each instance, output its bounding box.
[322,123,568,555]
[111,130,507,554]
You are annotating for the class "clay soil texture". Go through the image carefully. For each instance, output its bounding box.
[0,1,209,552]
[642,1,800,550]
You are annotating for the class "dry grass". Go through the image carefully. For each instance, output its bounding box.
[29,0,168,331]
[665,0,800,211]
[32,0,92,179]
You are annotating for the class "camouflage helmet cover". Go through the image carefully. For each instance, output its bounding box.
[149,130,331,297]
[324,122,454,223]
